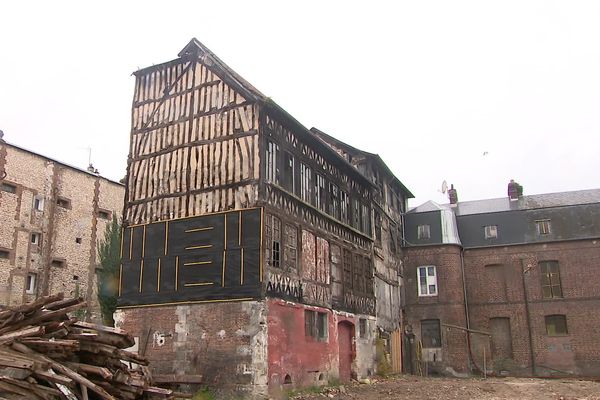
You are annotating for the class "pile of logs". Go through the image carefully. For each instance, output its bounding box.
[0,293,187,400]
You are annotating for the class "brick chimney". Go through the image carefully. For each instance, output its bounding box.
[508,179,523,201]
[448,184,458,206]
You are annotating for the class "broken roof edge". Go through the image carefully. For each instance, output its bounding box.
[310,127,414,198]
[2,141,125,187]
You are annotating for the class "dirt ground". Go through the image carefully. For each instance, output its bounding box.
[290,375,600,400]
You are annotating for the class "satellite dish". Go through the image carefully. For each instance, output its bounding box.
[441,180,448,194]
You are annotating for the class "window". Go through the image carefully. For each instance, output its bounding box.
[545,315,568,336]
[305,310,328,340]
[51,259,65,268]
[266,141,280,184]
[26,273,37,294]
[315,174,326,212]
[31,233,41,246]
[361,204,371,235]
[1,182,16,194]
[265,215,281,268]
[536,219,551,235]
[359,318,367,339]
[374,212,382,244]
[329,183,339,219]
[56,197,71,209]
[421,319,441,348]
[540,260,562,298]
[97,210,111,220]
[484,225,498,239]
[300,163,312,203]
[283,223,297,270]
[33,196,44,212]
[352,199,361,230]
[417,224,430,240]
[417,266,437,296]
[0,250,9,260]
[282,152,295,193]
[340,190,349,224]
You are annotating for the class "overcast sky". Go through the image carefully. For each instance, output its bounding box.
[1,1,598,207]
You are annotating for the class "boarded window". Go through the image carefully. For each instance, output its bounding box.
[301,230,316,281]
[283,223,298,270]
[545,315,568,336]
[316,237,330,284]
[283,152,295,193]
[540,260,562,298]
[490,317,513,360]
[315,174,326,212]
[266,141,280,184]
[421,319,441,348]
[300,162,312,203]
[265,214,282,268]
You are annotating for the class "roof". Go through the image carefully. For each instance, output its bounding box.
[409,189,600,216]
[132,39,375,189]
[309,127,414,198]
[1,140,124,187]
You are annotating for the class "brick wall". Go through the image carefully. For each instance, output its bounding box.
[115,301,268,398]
[403,245,470,374]
[0,143,124,318]
[464,239,600,376]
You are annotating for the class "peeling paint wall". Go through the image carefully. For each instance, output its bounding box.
[115,301,268,398]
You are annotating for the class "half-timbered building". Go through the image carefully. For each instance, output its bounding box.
[115,39,412,398]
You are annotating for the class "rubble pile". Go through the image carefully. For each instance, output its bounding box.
[0,293,186,400]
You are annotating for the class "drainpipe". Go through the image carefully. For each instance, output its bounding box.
[520,258,536,375]
[459,248,482,373]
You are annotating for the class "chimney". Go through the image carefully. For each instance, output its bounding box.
[508,179,523,201]
[448,184,458,206]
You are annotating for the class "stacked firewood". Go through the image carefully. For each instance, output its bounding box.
[0,293,187,400]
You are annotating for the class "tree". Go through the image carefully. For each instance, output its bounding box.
[97,215,121,326]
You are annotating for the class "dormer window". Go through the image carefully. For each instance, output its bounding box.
[417,224,430,240]
[484,225,498,239]
[536,220,551,235]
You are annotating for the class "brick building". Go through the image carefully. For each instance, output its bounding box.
[0,137,124,320]
[114,39,412,398]
[403,182,600,376]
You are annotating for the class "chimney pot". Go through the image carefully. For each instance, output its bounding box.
[508,179,523,200]
[448,184,458,205]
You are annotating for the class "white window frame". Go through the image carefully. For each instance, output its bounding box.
[26,273,37,294]
[33,196,44,212]
[484,225,498,239]
[31,233,41,246]
[417,266,438,297]
[536,219,551,235]
[417,224,431,240]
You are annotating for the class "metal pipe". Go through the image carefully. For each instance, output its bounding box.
[520,258,537,375]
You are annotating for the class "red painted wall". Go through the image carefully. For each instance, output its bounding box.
[267,298,355,392]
